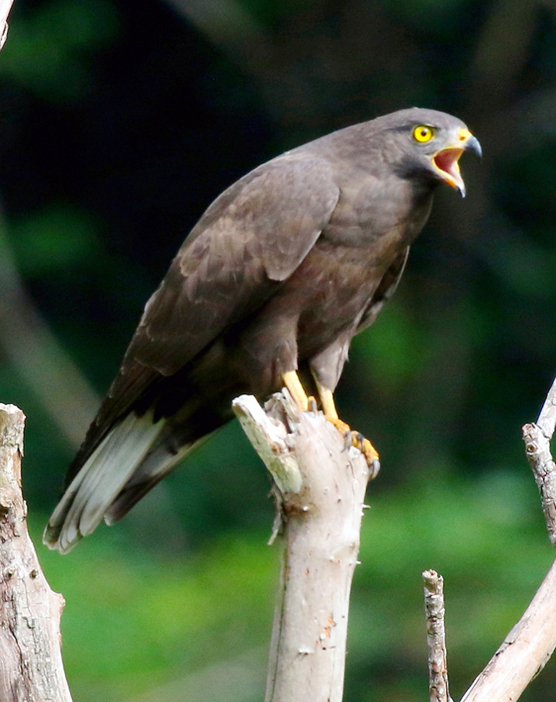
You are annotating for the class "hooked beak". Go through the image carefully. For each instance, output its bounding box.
[431,128,482,198]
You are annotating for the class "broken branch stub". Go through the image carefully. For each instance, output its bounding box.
[233,391,373,702]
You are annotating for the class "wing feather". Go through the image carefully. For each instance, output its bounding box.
[75,154,340,463]
[126,154,340,377]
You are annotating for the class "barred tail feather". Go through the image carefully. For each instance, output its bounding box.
[43,410,164,554]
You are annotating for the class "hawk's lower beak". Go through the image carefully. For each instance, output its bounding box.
[431,129,482,198]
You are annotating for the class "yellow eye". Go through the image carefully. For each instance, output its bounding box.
[412,125,435,143]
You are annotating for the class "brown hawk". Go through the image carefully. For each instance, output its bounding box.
[44,107,480,553]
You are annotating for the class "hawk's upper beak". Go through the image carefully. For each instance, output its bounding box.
[431,128,482,198]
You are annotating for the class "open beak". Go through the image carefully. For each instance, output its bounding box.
[431,128,482,198]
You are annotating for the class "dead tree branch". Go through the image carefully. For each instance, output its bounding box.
[457,377,556,702]
[523,377,556,545]
[423,570,452,702]
[0,404,72,702]
[0,0,15,50]
[233,391,373,702]
[460,558,556,702]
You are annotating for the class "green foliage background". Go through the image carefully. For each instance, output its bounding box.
[1,0,555,699]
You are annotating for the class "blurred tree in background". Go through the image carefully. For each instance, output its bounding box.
[0,0,555,699]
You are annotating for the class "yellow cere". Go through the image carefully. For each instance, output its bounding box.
[457,127,472,143]
[412,125,435,143]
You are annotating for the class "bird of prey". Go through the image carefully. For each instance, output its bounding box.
[44,107,481,553]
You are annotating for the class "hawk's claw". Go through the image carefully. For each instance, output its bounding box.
[326,417,380,476]
[283,371,381,476]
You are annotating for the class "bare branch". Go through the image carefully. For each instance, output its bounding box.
[459,377,556,701]
[423,570,452,702]
[535,376,556,439]
[0,404,72,702]
[233,391,372,702]
[523,376,556,545]
[0,0,15,51]
[233,393,302,496]
[460,560,556,702]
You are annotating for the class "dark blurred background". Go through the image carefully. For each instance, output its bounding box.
[0,0,555,699]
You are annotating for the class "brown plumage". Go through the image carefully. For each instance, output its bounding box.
[44,107,481,553]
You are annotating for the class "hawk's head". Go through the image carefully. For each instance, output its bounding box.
[375,107,482,198]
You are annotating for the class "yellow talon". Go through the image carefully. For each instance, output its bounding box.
[282,370,380,475]
[313,376,380,475]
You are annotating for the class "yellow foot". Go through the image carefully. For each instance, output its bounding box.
[327,417,381,477]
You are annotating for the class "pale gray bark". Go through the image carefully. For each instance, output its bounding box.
[523,377,556,545]
[455,377,556,702]
[0,404,72,702]
[460,560,556,702]
[233,391,373,702]
[0,0,15,50]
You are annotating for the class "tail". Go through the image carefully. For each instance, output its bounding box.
[43,409,200,554]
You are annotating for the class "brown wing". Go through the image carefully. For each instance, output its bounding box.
[125,154,340,374]
[88,154,341,441]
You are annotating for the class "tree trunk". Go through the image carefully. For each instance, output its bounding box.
[0,404,72,702]
[233,391,373,702]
